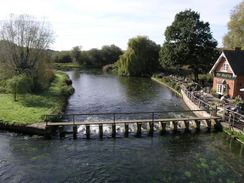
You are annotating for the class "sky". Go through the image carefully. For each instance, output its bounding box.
[0,0,242,51]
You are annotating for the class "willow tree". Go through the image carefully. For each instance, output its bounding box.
[117,36,160,76]
[223,0,244,49]
[159,10,218,81]
[0,14,55,92]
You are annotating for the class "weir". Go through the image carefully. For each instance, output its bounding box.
[45,110,222,139]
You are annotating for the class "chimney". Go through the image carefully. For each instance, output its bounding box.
[234,47,241,51]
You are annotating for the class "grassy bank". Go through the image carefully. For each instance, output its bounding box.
[151,77,182,97]
[223,128,244,143]
[51,62,82,69]
[0,72,74,125]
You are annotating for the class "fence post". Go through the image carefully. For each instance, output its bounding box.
[222,107,226,121]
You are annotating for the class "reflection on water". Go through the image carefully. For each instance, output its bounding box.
[64,68,189,115]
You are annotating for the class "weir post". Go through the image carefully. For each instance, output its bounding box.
[160,122,167,132]
[205,119,212,129]
[148,122,154,136]
[86,125,90,139]
[124,123,129,137]
[99,124,103,139]
[59,126,65,139]
[195,120,201,130]
[73,125,77,139]
[137,123,142,137]
[112,123,116,138]
[172,121,178,131]
[184,120,189,131]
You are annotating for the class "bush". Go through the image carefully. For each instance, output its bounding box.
[103,64,115,72]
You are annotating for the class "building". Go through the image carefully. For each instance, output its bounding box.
[209,48,244,98]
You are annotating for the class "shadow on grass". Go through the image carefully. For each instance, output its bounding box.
[18,93,57,108]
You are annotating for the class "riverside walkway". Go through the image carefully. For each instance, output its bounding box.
[44,110,221,139]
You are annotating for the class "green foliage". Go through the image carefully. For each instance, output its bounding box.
[71,46,82,62]
[159,9,218,80]
[223,1,244,49]
[117,36,160,76]
[51,51,72,63]
[6,74,33,100]
[0,72,74,125]
[74,45,123,67]
[102,64,116,72]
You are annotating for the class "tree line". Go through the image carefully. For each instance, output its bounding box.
[51,44,123,68]
[0,0,243,99]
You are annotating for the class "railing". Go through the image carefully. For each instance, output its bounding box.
[44,110,211,125]
[223,109,244,131]
[182,87,217,115]
[182,87,244,131]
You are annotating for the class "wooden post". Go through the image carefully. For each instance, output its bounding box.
[137,123,142,137]
[206,119,212,129]
[59,126,65,139]
[99,124,103,139]
[112,123,116,138]
[124,123,129,137]
[86,125,90,139]
[148,122,154,136]
[73,125,77,139]
[160,122,167,132]
[184,120,189,131]
[195,120,201,130]
[222,107,226,121]
[172,121,178,131]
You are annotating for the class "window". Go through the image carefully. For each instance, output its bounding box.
[222,62,228,72]
[217,84,222,93]
[217,84,227,94]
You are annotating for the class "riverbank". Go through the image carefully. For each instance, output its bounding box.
[151,77,182,97]
[152,76,244,143]
[0,72,74,135]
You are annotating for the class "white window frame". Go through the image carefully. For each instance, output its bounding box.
[217,84,227,94]
[222,62,228,72]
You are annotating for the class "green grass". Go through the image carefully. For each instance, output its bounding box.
[223,128,244,143]
[51,62,82,69]
[0,72,74,125]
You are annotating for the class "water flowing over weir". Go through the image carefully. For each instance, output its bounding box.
[46,111,220,139]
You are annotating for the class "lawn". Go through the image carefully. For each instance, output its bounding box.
[0,72,73,125]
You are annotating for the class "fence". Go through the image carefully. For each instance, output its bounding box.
[182,87,244,131]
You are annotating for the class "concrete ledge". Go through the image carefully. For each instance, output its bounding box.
[0,122,55,136]
[181,89,211,117]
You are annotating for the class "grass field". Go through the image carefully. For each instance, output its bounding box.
[0,72,73,125]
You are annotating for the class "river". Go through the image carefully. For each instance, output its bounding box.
[0,68,243,183]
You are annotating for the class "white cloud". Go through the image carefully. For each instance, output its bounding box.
[0,0,243,50]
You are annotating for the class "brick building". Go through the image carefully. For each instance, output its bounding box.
[209,48,244,98]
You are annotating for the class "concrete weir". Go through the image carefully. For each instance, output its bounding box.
[45,113,221,139]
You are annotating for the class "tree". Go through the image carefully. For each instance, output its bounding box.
[223,1,244,49]
[71,46,82,62]
[159,10,218,80]
[117,36,160,76]
[0,14,55,91]
[52,51,72,63]
[7,74,33,101]
[100,45,123,65]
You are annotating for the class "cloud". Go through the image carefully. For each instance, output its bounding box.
[0,0,243,50]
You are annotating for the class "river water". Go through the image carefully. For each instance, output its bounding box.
[0,69,243,183]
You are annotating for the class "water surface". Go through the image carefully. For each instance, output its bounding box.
[0,69,243,183]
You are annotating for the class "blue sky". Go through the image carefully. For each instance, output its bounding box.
[0,0,242,51]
